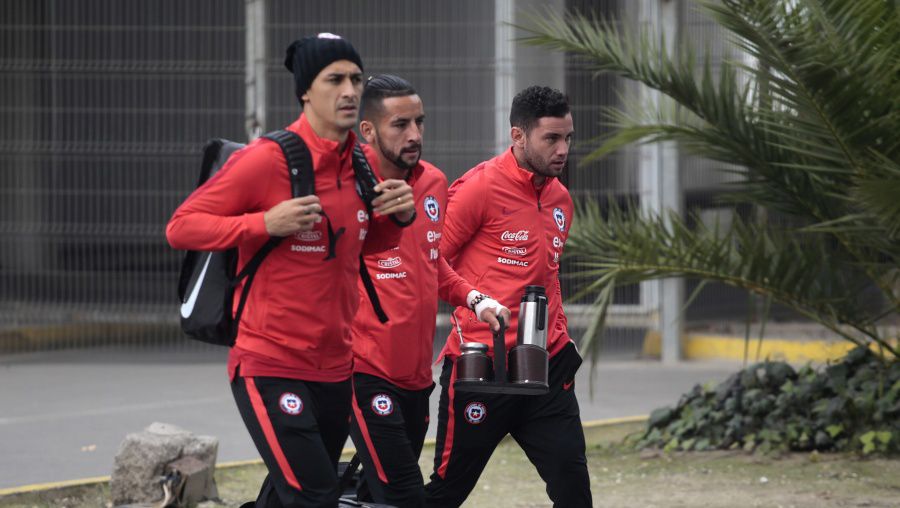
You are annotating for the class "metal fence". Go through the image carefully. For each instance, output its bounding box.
[0,0,785,355]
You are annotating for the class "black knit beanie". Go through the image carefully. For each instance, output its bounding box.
[284,33,364,102]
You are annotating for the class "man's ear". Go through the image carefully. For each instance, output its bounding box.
[359,120,376,144]
[510,126,526,148]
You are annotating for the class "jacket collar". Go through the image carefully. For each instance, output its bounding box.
[498,146,553,189]
[290,113,357,160]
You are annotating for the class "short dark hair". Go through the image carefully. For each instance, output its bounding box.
[509,86,570,133]
[361,74,417,121]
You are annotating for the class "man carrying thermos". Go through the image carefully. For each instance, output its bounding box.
[426,86,592,507]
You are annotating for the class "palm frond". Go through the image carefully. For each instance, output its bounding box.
[565,199,899,357]
[708,0,900,167]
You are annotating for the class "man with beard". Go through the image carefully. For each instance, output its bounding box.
[424,86,593,507]
[348,74,509,508]
[167,36,415,507]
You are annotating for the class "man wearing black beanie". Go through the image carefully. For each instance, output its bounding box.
[167,33,416,508]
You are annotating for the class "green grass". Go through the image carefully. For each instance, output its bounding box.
[3,421,899,507]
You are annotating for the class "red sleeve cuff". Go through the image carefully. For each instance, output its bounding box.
[244,211,269,240]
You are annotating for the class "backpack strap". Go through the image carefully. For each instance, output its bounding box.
[231,237,280,332]
[264,130,315,197]
[337,453,362,497]
[351,143,379,215]
[351,143,390,324]
[358,257,389,324]
[230,131,315,333]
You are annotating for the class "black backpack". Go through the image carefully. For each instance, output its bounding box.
[177,130,389,347]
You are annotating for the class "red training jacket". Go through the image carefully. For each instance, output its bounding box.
[438,147,574,360]
[166,114,403,382]
[351,145,473,390]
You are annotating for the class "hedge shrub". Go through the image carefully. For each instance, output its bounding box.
[639,346,900,454]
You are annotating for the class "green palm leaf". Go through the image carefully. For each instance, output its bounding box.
[566,199,897,355]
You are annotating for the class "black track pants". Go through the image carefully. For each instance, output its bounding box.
[349,373,433,508]
[424,343,592,508]
[231,371,351,508]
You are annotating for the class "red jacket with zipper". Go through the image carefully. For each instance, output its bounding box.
[351,145,474,390]
[437,147,574,360]
[166,114,403,382]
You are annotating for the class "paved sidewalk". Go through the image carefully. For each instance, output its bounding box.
[0,346,741,490]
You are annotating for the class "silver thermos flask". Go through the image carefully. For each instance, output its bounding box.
[509,285,549,386]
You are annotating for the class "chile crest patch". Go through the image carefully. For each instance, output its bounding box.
[464,402,487,424]
[279,392,303,415]
[553,207,566,232]
[424,195,440,222]
[371,394,394,416]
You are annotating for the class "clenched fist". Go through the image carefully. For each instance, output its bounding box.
[264,195,322,236]
[371,179,415,222]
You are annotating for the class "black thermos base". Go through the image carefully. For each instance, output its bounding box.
[508,344,548,386]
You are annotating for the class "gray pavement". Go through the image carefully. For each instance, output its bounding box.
[0,346,742,490]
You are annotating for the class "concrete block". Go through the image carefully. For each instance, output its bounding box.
[110,422,218,506]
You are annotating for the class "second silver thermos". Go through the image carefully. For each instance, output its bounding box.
[516,285,548,348]
[509,285,549,386]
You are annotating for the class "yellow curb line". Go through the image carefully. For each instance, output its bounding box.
[0,476,110,497]
[583,414,648,427]
[684,335,858,363]
[641,331,898,363]
[0,415,649,497]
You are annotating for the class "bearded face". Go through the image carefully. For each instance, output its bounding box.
[517,114,574,180]
[370,94,425,172]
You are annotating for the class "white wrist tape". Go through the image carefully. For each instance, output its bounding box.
[475,297,506,319]
[466,290,507,320]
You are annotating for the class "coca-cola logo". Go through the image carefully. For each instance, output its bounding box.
[501,246,527,257]
[500,230,529,242]
[377,257,402,269]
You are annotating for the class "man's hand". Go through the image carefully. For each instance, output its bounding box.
[371,179,415,221]
[264,195,322,236]
[479,305,511,333]
[467,291,511,333]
